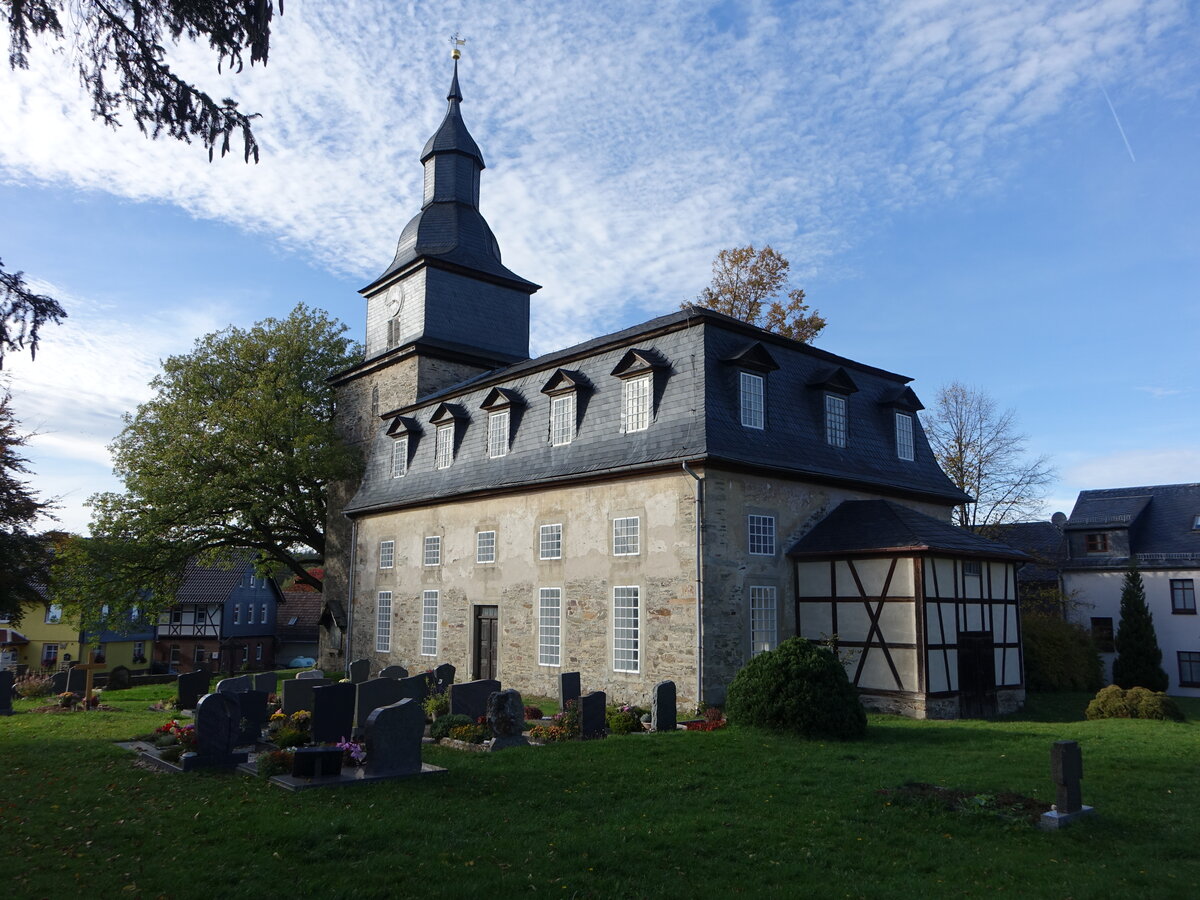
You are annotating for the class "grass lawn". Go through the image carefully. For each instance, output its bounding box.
[1,684,1196,898]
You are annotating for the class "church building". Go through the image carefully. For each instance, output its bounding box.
[323,61,1027,718]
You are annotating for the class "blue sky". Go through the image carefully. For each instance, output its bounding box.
[1,0,1197,534]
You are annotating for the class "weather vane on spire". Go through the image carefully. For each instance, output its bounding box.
[450,32,467,60]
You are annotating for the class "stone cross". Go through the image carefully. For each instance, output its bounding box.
[1051,740,1084,814]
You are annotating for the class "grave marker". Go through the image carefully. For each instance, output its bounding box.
[187,692,249,771]
[106,665,132,691]
[297,669,325,680]
[580,691,606,739]
[487,689,529,751]
[433,663,456,691]
[364,698,425,777]
[216,674,252,693]
[559,672,581,711]
[233,690,270,745]
[311,682,358,744]
[347,658,371,684]
[354,677,409,734]
[379,665,408,680]
[0,670,13,716]
[449,678,500,722]
[253,672,278,695]
[1040,740,1096,830]
[177,670,211,710]
[651,681,677,732]
[396,673,431,704]
[280,677,331,715]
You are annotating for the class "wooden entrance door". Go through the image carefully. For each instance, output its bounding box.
[957,631,997,718]
[474,606,498,681]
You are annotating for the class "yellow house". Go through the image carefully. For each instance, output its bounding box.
[5,598,154,674]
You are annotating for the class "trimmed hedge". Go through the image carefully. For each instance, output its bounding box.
[1085,685,1185,721]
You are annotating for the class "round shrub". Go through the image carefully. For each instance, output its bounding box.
[523,705,544,721]
[1085,685,1185,721]
[605,705,644,735]
[725,637,867,740]
[1021,614,1103,692]
[430,713,474,741]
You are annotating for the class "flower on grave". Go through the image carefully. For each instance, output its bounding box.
[269,712,288,723]
[290,710,312,729]
[336,737,366,766]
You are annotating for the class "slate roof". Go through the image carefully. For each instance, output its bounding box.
[1064,483,1200,568]
[346,308,968,516]
[788,499,1029,560]
[981,521,1067,583]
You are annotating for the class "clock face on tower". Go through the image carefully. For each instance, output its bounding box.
[387,282,406,318]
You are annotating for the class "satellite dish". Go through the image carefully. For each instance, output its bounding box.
[1051,511,1067,527]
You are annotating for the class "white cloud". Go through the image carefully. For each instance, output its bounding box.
[1065,449,1200,489]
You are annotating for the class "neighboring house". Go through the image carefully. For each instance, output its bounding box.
[154,557,281,673]
[277,589,322,665]
[983,517,1070,613]
[7,589,154,675]
[322,62,1025,718]
[1062,483,1200,697]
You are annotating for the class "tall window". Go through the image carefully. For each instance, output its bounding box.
[380,540,395,569]
[1085,533,1110,553]
[613,586,640,672]
[194,645,206,664]
[169,644,181,665]
[132,640,145,662]
[551,394,576,446]
[488,410,510,458]
[435,423,454,469]
[825,394,847,447]
[750,586,778,656]
[255,644,264,662]
[260,602,267,624]
[391,436,408,478]
[1179,651,1200,688]
[539,588,562,667]
[424,536,441,567]
[1171,579,1196,614]
[895,412,914,460]
[476,530,496,564]
[739,372,764,429]
[376,591,392,653]
[539,524,563,560]
[241,645,250,663]
[42,643,58,667]
[232,604,240,625]
[421,590,439,656]
[622,374,651,433]
[247,604,256,625]
[45,604,62,624]
[613,516,640,556]
[748,515,776,556]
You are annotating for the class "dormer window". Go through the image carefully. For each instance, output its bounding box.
[391,436,408,477]
[541,370,588,446]
[488,410,510,458]
[895,413,914,461]
[435,423,453,469]
[824,394,847,447]
[740,373,764,429]
[808,367,858,448]
[386,416,420,478]
[611,348,666,434]
[1085,533,1110,553]
[1193,514,1200,530]
[724,342,778,430]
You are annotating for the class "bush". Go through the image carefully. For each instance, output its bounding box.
[256,749,294,779]
[430,713,474,741]
[448,723,489,743]
[725,637,867,740]
[524,705,544,720]
[13,673,54,698]
[605,705,644,735]
[274,727,310,748]
[1086,685,1185,721]
[422,691,449,720]
[1022,614,1103,692]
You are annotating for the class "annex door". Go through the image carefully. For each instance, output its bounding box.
[957,631,997,718]
[474,605,498,681]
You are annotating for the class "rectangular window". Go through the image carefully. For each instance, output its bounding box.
[380,540,395,569]
[232,604,240,625]
[622,374,651,433]
[247,604,256,625]
[45,604,62,624]
[551,394,576,446]
[391,436,408,478]
[539,588,562,667]
[613,516,640,556]
[42,643,58,667]
[194,644,206,664]
[1171,579,1196,614]
[748,514,776,556]
[260,603,267,624]
[241,645,249,664]
[170,609,183,625]
[169,644,181,665]
[896,412,914,460]
[132,640,145,662]
[476,530,496,564]
[750,586,778,656]
[1090,617,1115,653]
[255,644,263,662]
[539,523,563,560]
[435,423,454,469]
[421,590,439,657]
[613,586,640,673]
[825,393,847,447]
[1179,651,1200,688]
[423,536,441,567]
[376,591,392,653]
[488,410,510,458]
[740,372,764,429]
[1085,533,1110,553]
[963,560,982,577]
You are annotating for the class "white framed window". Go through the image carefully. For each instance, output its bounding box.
[622,374,651,433]
[391,436,408,478]
[45,604,63,624]
[550,394,576,446]
[539,523,563,560]
[193,644,205,664]
[613,586,640,673]
[539,588,562,667]
[613,516,640,556]
[232,604,240,625]
[488,410,510,458]
[476,530,496,564]
[376,591,392,653]
[750,586,778,656]
[825,393,847,447]
[42,643,58,666]
[247,604,256,625]
[380,540,395,569]
[132,640,145,661]
[963,560,982,577]
[435,423,454,469]
[895,412,914,461]
[421,590,439,656]
[423,535,442,567]
[260,602,267,624]
[748,514,776,556]
[740,372,764,429]
[168,644,181,665]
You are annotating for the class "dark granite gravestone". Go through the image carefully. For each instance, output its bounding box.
[216,674,252,693]
[580,691,607,739]
[311,682,357,744]
[297,669,325,680]
[1040,739,1096,830]
[364,698,424,776]
[280,677,331,715]
[450,679,501,722]
[487,689,529,751]
[559,672,581,711]
[396,673,431,704]
[433,663,456,691]
[651,681,677,732]
[186,692,248,771]
[379,665,408,680]
[347,658,370,684]
[177,670,211,710]
[291,746,344,778]
[106,665,132,691]
[50,671,68,694]
[0,670,13,716]
[232,690,269,745]
[65,666,87,694]
[254,672,278,695]
[354,677,409,734]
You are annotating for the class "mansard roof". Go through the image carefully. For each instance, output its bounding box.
[1064,483,1200,565]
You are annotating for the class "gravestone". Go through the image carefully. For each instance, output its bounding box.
[396,673,431,704]
[232,689,269,745]
[311,682,358,744]
[379,665,408,680]
[106,665,132,691]
[559,671,581,711]
[253,672,278,695]
[1040,740,1096,829]
[177,670,211,710]
[651,681,677,732]
[354,677,409,733]
[291,746,344,778]
[346,658,370,684]
[280,677,331,715]
[187,692,248,771]
[449,679,501,722]
[487,689,529,751]
[0,670,13,716]
[433,663,456,691]
[297,669,325,680]
[364,698,424,777]
[216,674,252,694]
[580,691,607,739]
[65,666,87,694]
[50,671,68,694]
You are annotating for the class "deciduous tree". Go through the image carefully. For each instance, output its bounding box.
[1112,566,1169,691]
